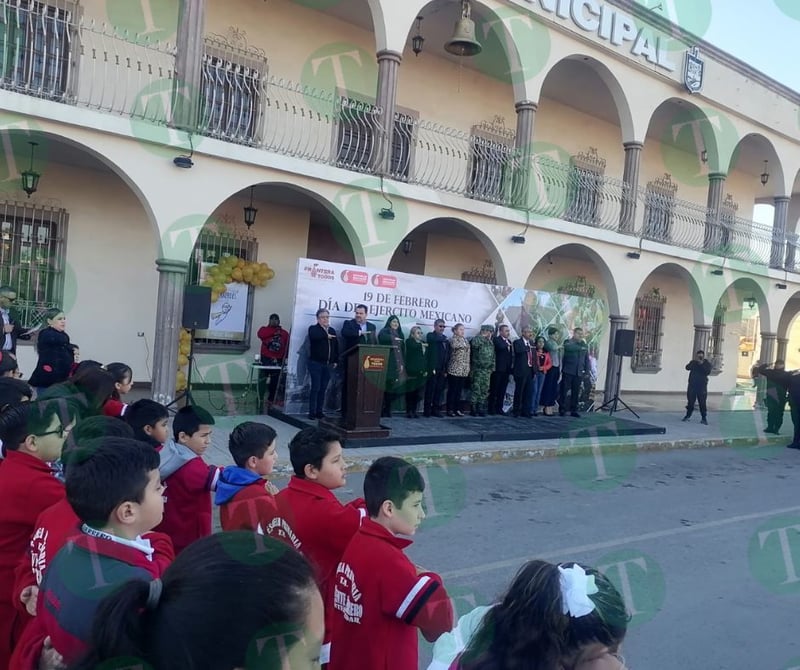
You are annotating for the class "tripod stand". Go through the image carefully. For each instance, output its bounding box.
[167,328,197,410]
[597,353,638,418]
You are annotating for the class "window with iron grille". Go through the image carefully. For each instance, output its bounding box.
[187,229,257,351]
[566,147,606,226]
[467,119,515,204]
[643,173,678,243]
[334,96,377,172]
[632,288,666,373]
[199,36,266,145]
[0,199,67,328]
[0,0,75,101]
[708,306,725,375]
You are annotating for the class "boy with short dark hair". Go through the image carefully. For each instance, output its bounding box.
[215,421,280,532]
[271,427,366,617]
[154,405,221,554]
[124,398,170,448]
[33,436,172,666]
[327,456,454,670]
[0,398,76,667]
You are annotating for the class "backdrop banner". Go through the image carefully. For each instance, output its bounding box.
[284,258,608,415]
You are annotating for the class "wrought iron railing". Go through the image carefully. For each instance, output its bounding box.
[1,4,795,276]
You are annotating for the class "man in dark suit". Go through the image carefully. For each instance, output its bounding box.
[0,286,30,355]
[339,304,377,417]
[488,324,513,415]
[423,319,450,417]
[512,327,534,418]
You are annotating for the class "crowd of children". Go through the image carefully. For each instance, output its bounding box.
[0,319,631,669]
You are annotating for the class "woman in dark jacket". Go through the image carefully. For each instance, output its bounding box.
[378,314,405,417]
[403,326,427,418]
[29,308,73,394]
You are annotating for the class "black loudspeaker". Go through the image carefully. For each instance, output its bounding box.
[182,286,212,330]
[613,329,635,357]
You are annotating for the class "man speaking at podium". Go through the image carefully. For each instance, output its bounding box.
[340,304,377,418]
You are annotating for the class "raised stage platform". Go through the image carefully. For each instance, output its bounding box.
[269,410,667,449]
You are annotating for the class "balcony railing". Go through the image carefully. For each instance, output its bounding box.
[0,5,793,274]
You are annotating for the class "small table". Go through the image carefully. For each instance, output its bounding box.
[244,364,284,412]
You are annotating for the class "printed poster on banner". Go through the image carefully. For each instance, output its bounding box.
[194,262,249,341]
[284,258,608,416]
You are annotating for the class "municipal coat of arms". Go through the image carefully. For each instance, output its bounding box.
[683,47,704,94]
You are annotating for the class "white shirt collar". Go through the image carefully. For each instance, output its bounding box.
[81,524,154,561]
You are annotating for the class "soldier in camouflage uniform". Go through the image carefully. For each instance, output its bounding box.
[470,325,496,416]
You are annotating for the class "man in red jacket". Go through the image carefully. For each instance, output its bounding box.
[257,313,289,406]
[327,456,454,669]
[268,427,365,623]
[216,421,279,532]
[0,398,76,667]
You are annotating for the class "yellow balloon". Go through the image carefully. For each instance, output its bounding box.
[179,343,190,356]
[265,269,275,280]
[232,268,243,281]
[178,354,189,368]
[211,291,220,302]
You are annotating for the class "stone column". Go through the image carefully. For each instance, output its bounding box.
[603,315,629,403]
[151,259,189,405]
[692,325,711,356]
[777,337,789,363]
[619,141,642,233]
[513,100,537,208]
[703,173,726,253]
[173,0,207,131]
[760,332,777,366]
[771,196,790,269]
[374,50,402,174]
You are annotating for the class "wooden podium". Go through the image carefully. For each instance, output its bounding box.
[323,344,391,440]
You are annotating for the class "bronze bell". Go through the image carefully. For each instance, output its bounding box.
[444,1,482,57]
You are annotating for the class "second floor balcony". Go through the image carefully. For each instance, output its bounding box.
[0,0,795,275]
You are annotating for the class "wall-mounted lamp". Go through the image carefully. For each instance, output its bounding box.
[379,206,395,220]
[243,186,258,229]
[777,283,788,290]
[173,154,193,168]
[760,160,770,186]
[745,296,757,309]
[412,16,425,56]
[511,235,526,244]
[700,147,708,164]
[626,251,641,259]
[402,238,413,255]
[710,267,723,275]
[20,141,40,198]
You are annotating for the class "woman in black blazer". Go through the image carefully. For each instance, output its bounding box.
[29,308,73,393]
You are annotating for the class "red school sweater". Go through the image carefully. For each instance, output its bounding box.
[10,528,174,670]
[271,477,366,601]
[0,451,64,668]
[327,518,454,670]
[155,455,221,554]
[219,480,279,533]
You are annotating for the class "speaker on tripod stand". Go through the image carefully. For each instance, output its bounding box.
[598,329,639,418]
[169,286,211,408]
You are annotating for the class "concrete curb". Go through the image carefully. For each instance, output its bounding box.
[268,433,785,475]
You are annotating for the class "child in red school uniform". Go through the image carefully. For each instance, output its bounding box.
[327,456,454,670]
[125,398,170,449]
[269,427,366,621]
[216,421,280,532]
[29,436,172,668]
[0,398,77,668]
[11,418,136,624]
[102,362,133,418]
[154,405,221,554]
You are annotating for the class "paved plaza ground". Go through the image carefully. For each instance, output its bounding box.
[140,384,796,668]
